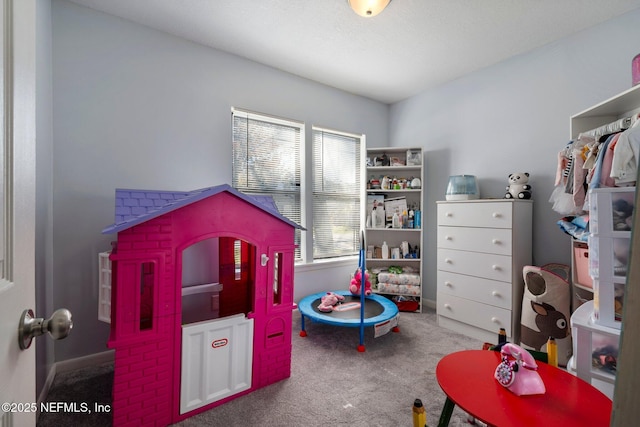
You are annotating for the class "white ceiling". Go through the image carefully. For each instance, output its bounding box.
[67,0,640,104]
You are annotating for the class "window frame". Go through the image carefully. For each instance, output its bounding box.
[231,107,364,265]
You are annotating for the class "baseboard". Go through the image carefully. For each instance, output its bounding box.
[54,349,115,374]
[37,350,115,406]
[422,298,436,310]
[37,363,57,406]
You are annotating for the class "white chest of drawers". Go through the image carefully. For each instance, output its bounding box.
[436,200,532,343]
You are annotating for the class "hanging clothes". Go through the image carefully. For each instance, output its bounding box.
[549,141,581,215]
[610,119,640,185]
[590,134,619,189]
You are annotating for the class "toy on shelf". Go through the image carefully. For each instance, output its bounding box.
[317,292,345,312]
[350,268,372,296]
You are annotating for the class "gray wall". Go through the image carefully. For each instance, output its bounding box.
[390,9,640,302]
[48,0,640,365]
[50,0,388,362]
[35,0,54,394]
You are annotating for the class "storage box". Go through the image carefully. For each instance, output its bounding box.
[588,187,636,236]
[588,235,631,280]
[588,327,620,374]
[573,241,593,289]
[570,300,620,397]
[406,149,421,166]
[592,279,625,329]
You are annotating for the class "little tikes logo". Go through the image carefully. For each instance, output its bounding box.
[211,338,228,349]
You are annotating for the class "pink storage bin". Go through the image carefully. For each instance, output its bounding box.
[573,241,593,289]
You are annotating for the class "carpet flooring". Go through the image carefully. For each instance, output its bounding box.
[37,307,483,426]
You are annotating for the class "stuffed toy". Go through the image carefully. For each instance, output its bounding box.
[350,268,372,296]
[504,172,532,199]
[317,292,345,312]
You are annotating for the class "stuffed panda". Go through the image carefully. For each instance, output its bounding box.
[505,173,532,199]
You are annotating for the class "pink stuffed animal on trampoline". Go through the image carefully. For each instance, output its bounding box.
[350,268,372,296]
[317,292,345,312]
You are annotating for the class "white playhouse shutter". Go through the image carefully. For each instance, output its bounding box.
[98,251,112,323]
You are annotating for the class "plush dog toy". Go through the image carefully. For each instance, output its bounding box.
[317,292,345,312]
[505,172,532,199]
[350,268,372,296]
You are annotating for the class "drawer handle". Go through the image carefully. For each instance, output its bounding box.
[491,317,500,324]
[492,239,501,245]
[446,212,452,217]
[445,258,452,264]
[492,212,501,218]
[445,235,452,241]
[444,303,451,309]
[445,281,453,287]
[492,264,500,271]
[491,291,501,297]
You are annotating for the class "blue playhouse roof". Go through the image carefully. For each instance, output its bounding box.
[102,183,303,234]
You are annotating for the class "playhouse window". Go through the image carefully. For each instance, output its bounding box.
[140,262,155,330]
[234,239,241,280]
[272,252,282,305]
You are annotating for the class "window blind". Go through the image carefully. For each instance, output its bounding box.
[312,128,361,259]
[232,110,302,260]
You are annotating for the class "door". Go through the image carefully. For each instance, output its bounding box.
[0,1,37,426]
[180,314,253,414]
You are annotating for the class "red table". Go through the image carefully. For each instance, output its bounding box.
[436,350,612,427]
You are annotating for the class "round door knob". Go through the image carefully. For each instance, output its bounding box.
[18,308,73,350]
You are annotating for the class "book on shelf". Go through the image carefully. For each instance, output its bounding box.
[384,196,407,222]
[367,194,385,216]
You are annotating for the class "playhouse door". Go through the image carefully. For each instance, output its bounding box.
[180,314,254,414]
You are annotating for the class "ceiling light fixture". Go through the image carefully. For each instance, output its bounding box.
[348,0,391,17]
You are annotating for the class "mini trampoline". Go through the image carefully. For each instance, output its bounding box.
[297,232,399,352]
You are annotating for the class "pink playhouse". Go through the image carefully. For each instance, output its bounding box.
[101,184,302,426]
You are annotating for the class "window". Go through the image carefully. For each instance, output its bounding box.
[232,108,363,263]
[312,128,362,259]
[232,109,303,260]
[139,262,155,331]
